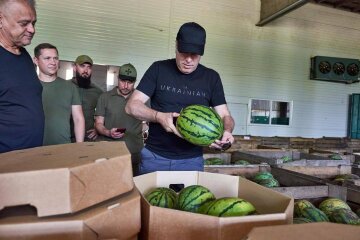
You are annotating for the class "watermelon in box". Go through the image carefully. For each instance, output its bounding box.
[134,171,294,240]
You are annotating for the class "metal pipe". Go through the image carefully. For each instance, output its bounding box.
[256,0,310,27]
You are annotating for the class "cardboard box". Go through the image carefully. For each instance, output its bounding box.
[245,222,360,240]
[134,171,293,240]
[0,142,134,217]
[0,188,141,240]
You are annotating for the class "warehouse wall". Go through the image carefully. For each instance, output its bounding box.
[28,0,360,138]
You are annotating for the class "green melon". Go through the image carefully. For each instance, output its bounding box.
[202,197,256,217]
[257,178,280,188]
[176,105,224,146]
[318,198,351,217]
[294,200,316,217]
[329,154,342,160]
[293,217,313,224]
[178,185,216,213]
[145,187,178,209]
[204,157,224,165]
[329,208,360,225]
[234,160,250,165]
[297,207,329,222]
[280,156,292,163]
[334,174,360,183]
[252,172,274,183]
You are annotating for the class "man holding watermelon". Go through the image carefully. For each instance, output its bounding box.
[125,22,235,175]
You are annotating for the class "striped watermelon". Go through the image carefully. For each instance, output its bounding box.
[252,172,274,183]
[318,198,351,217]
[293,217,313,224]
[201,197,257,217]
[176,105,224,146]
[145,187,178,209]
[329,208,360,225]
[178,185,216,213]
[297,207,329,222]
[294,200,316,217]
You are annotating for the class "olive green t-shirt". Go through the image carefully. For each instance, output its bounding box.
[95,87,143,154]
[71,79,103,133]
[41,77,81,145]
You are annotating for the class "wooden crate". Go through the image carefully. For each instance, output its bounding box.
[271,167,349,201]
[203,152,232,164]
[204,164,270,178]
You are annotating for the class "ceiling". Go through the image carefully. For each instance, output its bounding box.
[310,0,360,14]
[257,0,360,26]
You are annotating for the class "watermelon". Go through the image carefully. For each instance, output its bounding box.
[280,156,292,163]
[297,207,329,222]
[294,200,316,217]
[145,187,178,209]
[178,185,216,213]
[333,174,360,183]
[252,172,274,183]
[329,154,342,160]
[257,178,280,188]
[329,208,360,225]
[201,197,256,217]
[318,198,351,217]
[204,157,224,165]
[234,160,250,165]
[293,217,313,224]
[176,105,224,146]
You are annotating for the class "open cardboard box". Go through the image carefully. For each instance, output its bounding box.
[245,222,360,240]
[134,171,294,240]
[0,142,133,217]
[0,188,141,240]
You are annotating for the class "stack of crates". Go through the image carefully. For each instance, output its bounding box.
[0,142,140,240]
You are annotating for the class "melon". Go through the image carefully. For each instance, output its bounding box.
[201,197,256,217]
[252,172,274,183]
[329,208,360,225]
[178,185,216,213]
[204,157,224,165]
[294,200,316,217]
[297,207,329,222]
[293,217,313,224]
[234,160,250,165]
[318,198,351,217]
[176,105,224,146]
[257,178,280,188]
[145,187,178,209]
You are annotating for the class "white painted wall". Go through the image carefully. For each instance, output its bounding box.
[28,0,360,138]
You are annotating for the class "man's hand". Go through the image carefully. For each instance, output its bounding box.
[209,130,234,150]
[156,111,182,138]
[109,128,125,139]
[86,129,98,140]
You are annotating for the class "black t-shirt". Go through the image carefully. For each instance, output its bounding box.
[0,46,44,153]
[137,59,226,159]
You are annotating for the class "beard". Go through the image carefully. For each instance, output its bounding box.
[76,72,91,88]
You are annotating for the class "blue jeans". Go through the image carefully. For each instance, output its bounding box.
[139,147,204,175]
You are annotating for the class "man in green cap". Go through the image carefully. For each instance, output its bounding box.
[95,63,146,176]
[70,55,103,141]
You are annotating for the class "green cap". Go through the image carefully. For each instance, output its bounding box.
[75,55,93,65]
[118,63,137,82]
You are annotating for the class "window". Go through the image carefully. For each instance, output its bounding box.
[250,99,291,126]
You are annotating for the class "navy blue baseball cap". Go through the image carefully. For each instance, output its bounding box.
[176,22,206,56]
